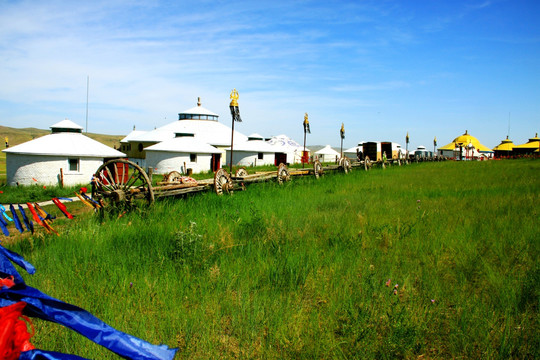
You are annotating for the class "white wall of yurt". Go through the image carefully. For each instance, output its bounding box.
[227,151,275,167]
[146,151,214,174]
[6,154,101,186]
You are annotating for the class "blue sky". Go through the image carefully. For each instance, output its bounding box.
[1,0,538,150]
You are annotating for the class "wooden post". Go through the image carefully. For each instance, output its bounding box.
[147,167,153,183]
[60,168,64,187]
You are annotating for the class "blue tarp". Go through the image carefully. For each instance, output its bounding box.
[0,244,177,360]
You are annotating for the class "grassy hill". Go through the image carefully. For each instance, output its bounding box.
[0,125,124,183]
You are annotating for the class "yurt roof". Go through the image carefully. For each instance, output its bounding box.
[514,133,540,149]
[179,99,219,117]
[344,146,362,153]
[120,130,148,143]
[492,137,515,151]
[228,139,276,152]
[3,132,125,157]
[438,142,458,151]
[248,133,264,141]
[50,119,84,131]
[266,134,303,150]
[180,105,218,117]
[145,137,221,154]
[315,145,340,155]
[440,130,493,152]
[130,129,172,143]
[130,120,247,146]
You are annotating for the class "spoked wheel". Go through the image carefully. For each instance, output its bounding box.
[364,156,372,171]
[339,157,351,173]
[235,167,248,177]
[313,160,323,179]
[277,163,290,185]
[214,168,233,195]
[92,159,154,210]
[163,170,182,183]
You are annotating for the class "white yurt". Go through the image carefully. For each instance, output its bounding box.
[344,142,365,160]
[145,137,222,174]
[314,145,340,163]
[3,120,125,186]
[126,98,248,167]
[119,126,148,161]
[265,134,307,164]
[226,133,276,167]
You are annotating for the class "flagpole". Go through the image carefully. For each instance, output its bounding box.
[303,113,308,168]
[303,129,306,169]
[406,131,409,158]
[230,115,235,174]
[229,89,241,175]
[340,123,345,159]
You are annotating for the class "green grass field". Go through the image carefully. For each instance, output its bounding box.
[4,159,539,359]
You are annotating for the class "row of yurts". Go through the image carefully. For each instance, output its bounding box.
[3,98,539,187]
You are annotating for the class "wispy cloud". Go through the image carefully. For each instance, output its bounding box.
[0,0,538,148]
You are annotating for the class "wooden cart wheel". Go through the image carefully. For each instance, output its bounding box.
[214,168,233,195]
[235,167,248,177]
[277,163,290,185]
[339,157,351,173]
[163,170,182,183]
[313,160,323,179]
[364,156,372,171]
[92,159,154,209]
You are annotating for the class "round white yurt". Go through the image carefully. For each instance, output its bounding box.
[344,142,365,160]
[3,120,125,186]
[265,134,307,164]
[145,137,222,174]
[125,98,248,168]
[226,133,276,167]
[314,145,340,163]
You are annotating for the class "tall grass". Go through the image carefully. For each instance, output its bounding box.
[6,160,539,359]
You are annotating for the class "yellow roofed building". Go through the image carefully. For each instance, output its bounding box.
[438,130,493,160]
[513,133,540,156]
[492,136,515,158]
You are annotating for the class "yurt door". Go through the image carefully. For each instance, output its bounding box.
[211,154,221,172]
[275,153,287,166]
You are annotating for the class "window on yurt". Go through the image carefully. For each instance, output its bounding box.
[258,152,264,160]
[190,153,197,162]
[68,158,79,172]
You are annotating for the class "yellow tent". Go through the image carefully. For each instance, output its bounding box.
[492,136,515,158]
[513,133,540,154]
[439,130,493,153]
[492,136,514,151]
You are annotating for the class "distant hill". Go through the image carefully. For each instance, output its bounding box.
[0,125,124,150]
